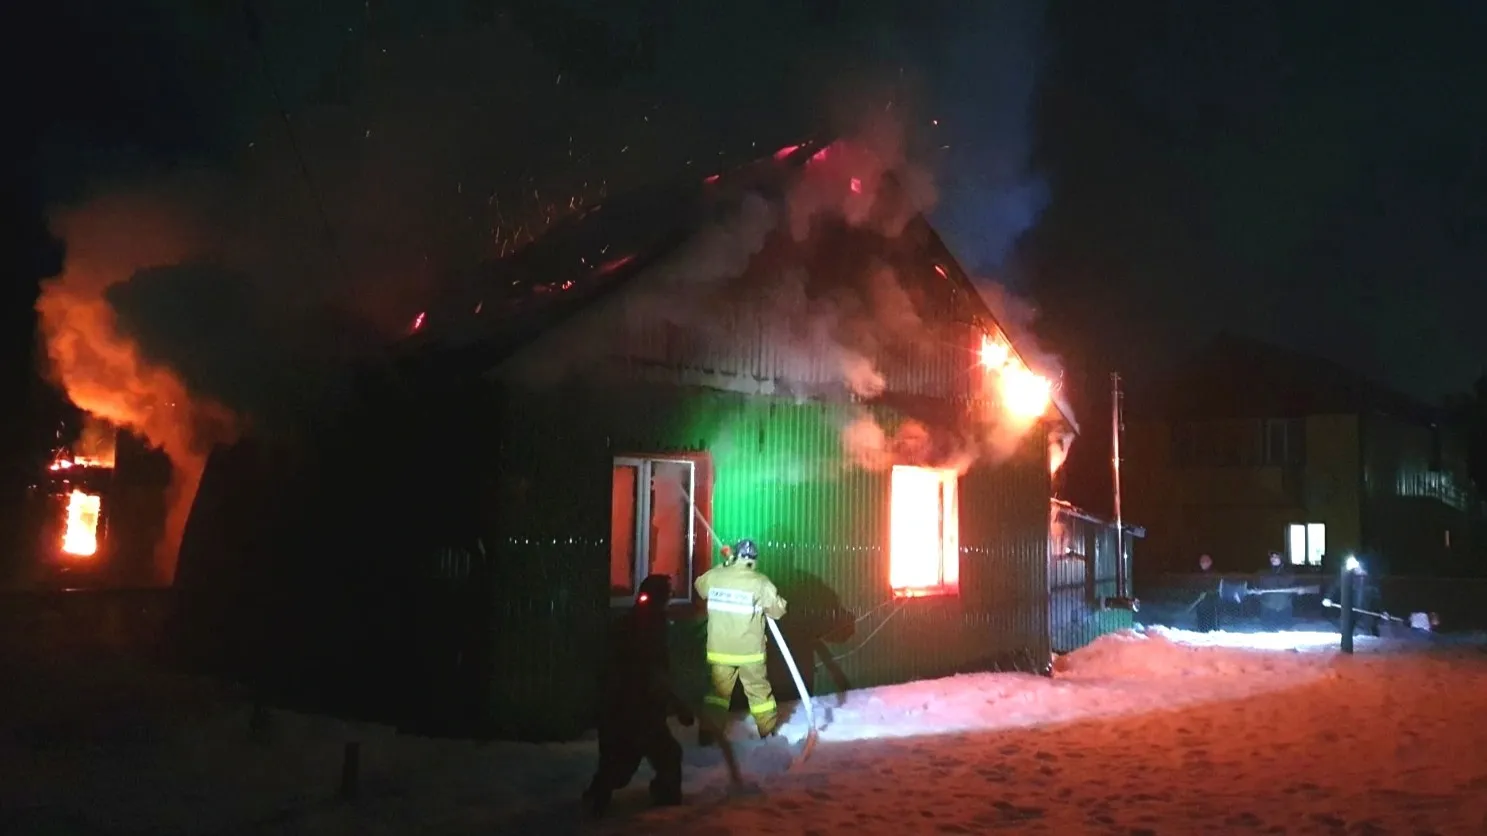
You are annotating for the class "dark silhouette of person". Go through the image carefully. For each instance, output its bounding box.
[1194,553,1221,632]
[1256,551,1293,629]
[582,574,693,816]
[1323,559,1382,638]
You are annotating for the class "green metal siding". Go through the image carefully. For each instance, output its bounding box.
[479,381,1051,736]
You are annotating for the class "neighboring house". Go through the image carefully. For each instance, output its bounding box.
[1124,334,1483,577]
[173,139,1126,742]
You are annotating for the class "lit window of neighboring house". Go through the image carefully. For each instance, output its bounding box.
[1286,522,1325,566]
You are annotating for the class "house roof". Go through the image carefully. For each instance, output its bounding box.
[1136,331,1439,425]
[395,139,1078,431]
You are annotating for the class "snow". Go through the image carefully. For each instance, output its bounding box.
[5,628,1487,834]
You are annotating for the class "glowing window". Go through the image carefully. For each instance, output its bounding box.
[889,466,960,597]
[611,457,703,605]
[1285,522,1325,567]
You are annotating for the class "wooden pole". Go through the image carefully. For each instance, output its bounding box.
[1111,372,1126,598]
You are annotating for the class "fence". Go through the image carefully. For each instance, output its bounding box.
[1139,572,1487,633]
[1049,503,1137,652]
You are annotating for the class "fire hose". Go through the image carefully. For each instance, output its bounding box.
[681,489,819,766]
[1184,580,1324,616]
[1319,598,1406,624]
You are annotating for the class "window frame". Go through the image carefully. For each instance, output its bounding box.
[610,454,710,607]
[888,465,961,599]
[1262,418,1307,467]
[1285,521,1326,567]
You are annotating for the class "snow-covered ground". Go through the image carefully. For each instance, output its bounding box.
[5,627,1487,834]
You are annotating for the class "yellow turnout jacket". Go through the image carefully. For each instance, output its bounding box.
[694,562,787,665]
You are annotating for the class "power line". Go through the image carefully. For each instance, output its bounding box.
[240,0,351,286]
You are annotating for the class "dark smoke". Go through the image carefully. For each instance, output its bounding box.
[33,2,1058,553]
[40,2,1051,422]
[507,122,1064,475]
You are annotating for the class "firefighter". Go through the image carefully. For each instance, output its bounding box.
[694,539,788,739]
[582,574,691,816]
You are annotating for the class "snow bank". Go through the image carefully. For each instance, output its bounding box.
[1052,626,1353,680]
[768,626,1354,748]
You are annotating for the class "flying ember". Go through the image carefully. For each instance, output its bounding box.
[62,490,102,557]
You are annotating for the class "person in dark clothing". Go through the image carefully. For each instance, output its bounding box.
[1257,552,1293,629]
[583,574,693,816]
[1323,562,1382,638]
[1194,553,1221,632]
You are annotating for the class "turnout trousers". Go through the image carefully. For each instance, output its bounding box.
[584,711,682,812]
[703,656,779,737]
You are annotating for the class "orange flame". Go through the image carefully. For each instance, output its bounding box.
[62,490,102,557]
[889,465,960,597]
[1049,431,1074,476]
[979,333,1051,422]
[50,417,119,471]
[35,197,238,584]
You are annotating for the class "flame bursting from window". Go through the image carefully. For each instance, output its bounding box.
[889,466,960,597]
[980,334,1051,421]
[62,490,103,557]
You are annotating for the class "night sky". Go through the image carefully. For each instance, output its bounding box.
[6,1,1487,499]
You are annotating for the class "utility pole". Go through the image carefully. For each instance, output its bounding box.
[1112,372,1126,599]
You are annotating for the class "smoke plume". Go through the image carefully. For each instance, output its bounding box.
[514,117,1064,476]
[31,2,1059,576]
[36,196,239,582]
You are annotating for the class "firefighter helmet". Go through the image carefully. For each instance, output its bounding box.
[733,539,759,568]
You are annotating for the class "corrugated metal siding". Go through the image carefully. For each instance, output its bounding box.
[507,297,985,403]
[482,382,1053,733]
[477,388,612,740]
[1049,505,1135,652]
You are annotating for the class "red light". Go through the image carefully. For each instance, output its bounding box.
[637,593,650,604]
[810,147,830,164]
[704,174,720,184]
[596,254,635,275]
[850,177,863,194]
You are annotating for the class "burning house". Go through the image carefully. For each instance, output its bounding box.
[20,417,177,590]
[174,138,1127,740]
[41,421,117,570]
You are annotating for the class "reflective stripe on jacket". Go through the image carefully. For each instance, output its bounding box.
[694,562,787,663]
